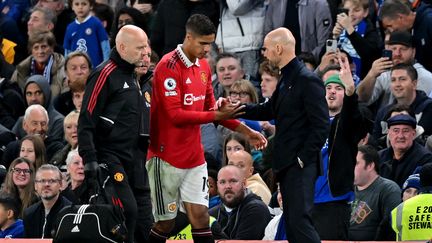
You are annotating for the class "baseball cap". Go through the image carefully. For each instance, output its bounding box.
[388,31,414,47]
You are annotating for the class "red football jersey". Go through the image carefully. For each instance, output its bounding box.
[148,46,239,168]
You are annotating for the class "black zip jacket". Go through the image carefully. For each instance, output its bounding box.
[23,196,71,238]
[327,93,369,196]
[78,48,146,166]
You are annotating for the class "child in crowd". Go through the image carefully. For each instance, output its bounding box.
[0,195,23,238]
[332,0,381,79]
[70,79,85,111]
[64,0,110,67]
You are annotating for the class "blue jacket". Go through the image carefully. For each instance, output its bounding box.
[0,219,24,238]
[413,2,432,71]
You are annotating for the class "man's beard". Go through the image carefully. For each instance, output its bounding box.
[41,192,58,201]
[221,189,244,208]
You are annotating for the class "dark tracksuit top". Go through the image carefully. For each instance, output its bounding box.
[78,48,146,168]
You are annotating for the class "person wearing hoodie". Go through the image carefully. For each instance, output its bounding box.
[209,165,271,240]
[12,75,64,143]
[372,63,432,141]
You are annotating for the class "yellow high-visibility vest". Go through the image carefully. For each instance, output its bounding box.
[391,194,432,241]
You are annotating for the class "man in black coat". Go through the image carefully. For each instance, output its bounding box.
[239,27,329,243]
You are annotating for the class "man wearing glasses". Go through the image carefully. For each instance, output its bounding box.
[23,164,71,238]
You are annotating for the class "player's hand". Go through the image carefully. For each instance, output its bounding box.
[214,101,245,121]
[246,130,268,150]
[213,97,224,110]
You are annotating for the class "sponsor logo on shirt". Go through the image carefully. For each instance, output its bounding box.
[184,93,205,105]
[165,91,177,96]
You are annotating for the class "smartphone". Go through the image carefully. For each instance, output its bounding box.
[326,39,338,53]
[382,49,393,61]
[338,8,349,15]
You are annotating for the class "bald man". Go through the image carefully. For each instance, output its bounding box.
[239,27,329,243]
[228,150,271,205]
[78,25,149,243]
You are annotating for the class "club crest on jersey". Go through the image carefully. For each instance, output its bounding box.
[200,71,207,85]
[168,202,177,213]
[145,91,151,103]
[164,78,177,91]
[85,28,92,35]
[114,172,124,182]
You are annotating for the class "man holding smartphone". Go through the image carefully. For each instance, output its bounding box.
[357,31,432,111]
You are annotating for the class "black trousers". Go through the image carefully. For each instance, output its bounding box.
[133,188,154,242]
[312,201,350,240]
[109,161,138,243]
[280,162,321,243]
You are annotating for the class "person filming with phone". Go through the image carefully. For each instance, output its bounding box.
[332,0,381,79]
[357,31,432,114]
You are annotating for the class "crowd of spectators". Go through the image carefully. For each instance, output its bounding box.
[0,0,432,241]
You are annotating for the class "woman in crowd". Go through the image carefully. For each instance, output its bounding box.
[10,31,66,98]
[61,150,89,204]
[19,135,46,171]
[229,79,262,131]
[0,157,37,218]
[50,110,79,169]
[229,79,275,136]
